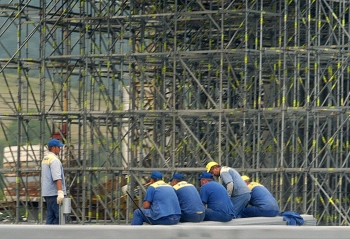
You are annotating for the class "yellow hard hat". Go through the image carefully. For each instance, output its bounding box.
[241,175,250,181]
[206,162,219,172]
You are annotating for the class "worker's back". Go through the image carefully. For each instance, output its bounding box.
[173,181,205,215]
[147,180,181,219]
[200,181,235,216]
[248,182,279,211]
[220,166,250,196]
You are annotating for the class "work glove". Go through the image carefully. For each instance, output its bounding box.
[57,190,64,205]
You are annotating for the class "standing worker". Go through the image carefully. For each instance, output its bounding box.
[131,171,181,225]
[171,173,205,223]
[240,175,279,218]
[41,138,66,224]
[198,172,236,222]
[206,161,251,217]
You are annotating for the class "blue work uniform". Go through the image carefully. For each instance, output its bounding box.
[241,182,279,218]
[41,152,66,225]
[131,180,181,225]
[200,181,236,222]
[173,181,205,222]
[220,166,251,217]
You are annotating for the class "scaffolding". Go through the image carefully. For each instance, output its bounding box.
[0,0,350,225]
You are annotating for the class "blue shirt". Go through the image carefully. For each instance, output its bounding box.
[220,166,250,196]
[41,152,66,196]
[248,182,279,211]
[144,180,181,220]
[200,181,235,216]
[173,181,205,215]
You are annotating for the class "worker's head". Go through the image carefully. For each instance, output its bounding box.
[198,172,213,186]
[241,175,250,185]
[150,171,163,183]
[170,173,184,186]
[47,139,64,155]
[206,161,220,176]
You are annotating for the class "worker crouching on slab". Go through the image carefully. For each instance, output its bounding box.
[240,175,279,218]
[131,171,181,225]
[171,173,205,223]
[206,161,251,218]
[198,172,236,222]
[41,139,66,225]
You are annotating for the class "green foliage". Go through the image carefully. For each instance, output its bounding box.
[3,120,50,146]
[0,138,4,168]
[0,120,51,167]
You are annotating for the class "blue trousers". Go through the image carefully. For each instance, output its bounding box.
[203,208,233,222]
[231,192,251,218]
[241,206,279,218]
[131,209,180,225]
[180,212,205,223]
[44,196,59,225]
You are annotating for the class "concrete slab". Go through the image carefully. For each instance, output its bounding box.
[177,214,316,226]
[0,224,348,239]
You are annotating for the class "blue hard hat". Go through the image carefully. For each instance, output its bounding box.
[48,139,64,147]
[198,172,213,180]
[150,171,163,180]
[170,173,184,181]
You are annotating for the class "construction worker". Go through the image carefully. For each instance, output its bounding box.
[171,173,205,223]
[206,161,251,218]
[131,171,181,225]
[240,175,279,218]
[198,172,236,222]
[41,138,66,224]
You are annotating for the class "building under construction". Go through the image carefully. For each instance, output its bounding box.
[0,0,350,225]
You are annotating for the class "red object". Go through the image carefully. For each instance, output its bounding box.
[51,123,67,140]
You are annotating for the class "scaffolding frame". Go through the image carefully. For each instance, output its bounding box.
[0,0,350,225]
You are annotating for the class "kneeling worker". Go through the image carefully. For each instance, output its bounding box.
[171,173,205,222]
[131,171,181,225]
[198,172,236,222]
[240,175,279,218]
[206,161,251,217]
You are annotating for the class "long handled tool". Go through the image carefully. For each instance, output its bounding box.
[126,191,152,225]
